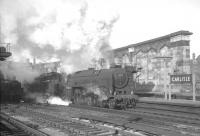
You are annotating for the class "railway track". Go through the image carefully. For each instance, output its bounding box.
[71,101,200,126]
[23,110,117,136]
[130,101,200,125]
[1,105,131,136]
[70,104,200,136]
[0,112,48,136]
[1,103,200,136]
[136,100,200,115]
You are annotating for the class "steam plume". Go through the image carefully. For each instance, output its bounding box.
[0,61,40,82]
[86,84,108,101]
[0,0,119,74]
[0,0,119,104]
[47,96,72,106]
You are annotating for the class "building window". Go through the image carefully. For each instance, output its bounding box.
[128,47,134,52]
[186,49,190,58]
[183,66,190,73]
[176,60,184,66]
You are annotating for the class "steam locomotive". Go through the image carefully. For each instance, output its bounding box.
[22,65,143,109]
[66,65,139,109]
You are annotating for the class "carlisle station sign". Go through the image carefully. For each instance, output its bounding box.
[170,74,192,84]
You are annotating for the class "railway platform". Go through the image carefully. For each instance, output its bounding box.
[139,97,200,107]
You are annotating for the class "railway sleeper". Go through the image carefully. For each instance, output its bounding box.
[79,127,100,132]
[9,105,190,136]
[87,130,110,135]
[62,123,109,135]
[33,116,108,135]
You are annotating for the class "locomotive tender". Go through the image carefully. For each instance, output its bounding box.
[67,65,139,109]
[0,71,24,103]
[0,79,24,103]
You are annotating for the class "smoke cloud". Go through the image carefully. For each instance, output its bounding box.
[0,61,40,82]
[0,0,119,74]
[47,96,72,106]
[86,84,108,101]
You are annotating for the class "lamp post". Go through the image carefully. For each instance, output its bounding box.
[154,56,173,100]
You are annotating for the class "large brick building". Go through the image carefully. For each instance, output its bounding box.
[113,30,193,93]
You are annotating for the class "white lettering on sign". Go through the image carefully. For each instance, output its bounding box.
[171,76,191,82]
[170,74,192,84]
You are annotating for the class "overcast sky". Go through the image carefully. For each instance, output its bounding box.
[109,0,200,57]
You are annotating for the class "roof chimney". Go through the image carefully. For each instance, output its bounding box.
[192,53,196,60]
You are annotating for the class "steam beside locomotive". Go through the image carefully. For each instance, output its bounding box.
[23,72,67,103]
[66,65,139,109]
[1,64,141,109]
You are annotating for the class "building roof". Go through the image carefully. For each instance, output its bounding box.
[114,30,192,52]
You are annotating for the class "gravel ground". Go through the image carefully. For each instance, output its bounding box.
[11,114,68,136]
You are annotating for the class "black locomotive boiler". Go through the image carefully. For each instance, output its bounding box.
[67,65,139,109]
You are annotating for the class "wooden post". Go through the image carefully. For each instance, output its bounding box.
[169,84,171,100]
[192,54,196,101]
[192,71,196,101]
[164,60,167,100]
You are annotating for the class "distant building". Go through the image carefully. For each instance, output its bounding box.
[32,61,61,74]
[113,30,192,92]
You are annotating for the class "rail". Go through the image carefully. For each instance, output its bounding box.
[0,112,48,136]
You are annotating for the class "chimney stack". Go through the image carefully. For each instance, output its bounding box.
[192,53,196,60]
